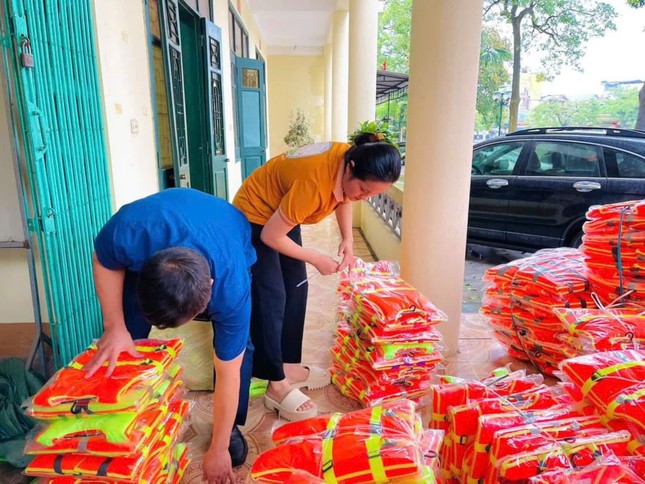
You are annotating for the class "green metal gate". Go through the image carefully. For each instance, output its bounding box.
[3,0,112,367]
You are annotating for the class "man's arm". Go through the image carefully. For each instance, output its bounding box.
[203,352,243,483]
[85,253,141,377]
[335,202,355,272]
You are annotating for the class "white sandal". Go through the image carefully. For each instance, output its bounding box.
[291,365,331,391]
[264,388,318,421]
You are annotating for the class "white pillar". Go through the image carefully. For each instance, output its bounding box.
[348,0,378,131]
[400,0,483,355]
[331,9,349,142]
[348,0,378,227]
[324,43,333,141]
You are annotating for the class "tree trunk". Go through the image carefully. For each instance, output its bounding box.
[509,18,522,133]
[637,81,645,131]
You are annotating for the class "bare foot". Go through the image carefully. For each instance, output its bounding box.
[266,379,315,412]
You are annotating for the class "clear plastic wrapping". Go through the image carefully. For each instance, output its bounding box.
[251,400,443,483]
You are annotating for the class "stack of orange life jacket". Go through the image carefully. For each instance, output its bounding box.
[332,262,447,407]
[581,200,645,305]
[250,399,443,483]
[22,339,190,483]
[481,248,596,374]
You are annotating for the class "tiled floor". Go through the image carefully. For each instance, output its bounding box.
[178,217,539,483]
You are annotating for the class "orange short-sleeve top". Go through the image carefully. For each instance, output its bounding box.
[233,142,350,225]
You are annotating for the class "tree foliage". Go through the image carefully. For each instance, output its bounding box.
[377,0,511,132]
[527,88,639,128]
[377,0,412,74]
[484,0,618,131]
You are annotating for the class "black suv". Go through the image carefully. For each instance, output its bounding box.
[469,127,645,251]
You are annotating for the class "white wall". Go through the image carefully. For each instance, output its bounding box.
[93,0,159,210]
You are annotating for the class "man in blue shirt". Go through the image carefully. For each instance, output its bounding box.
[84,188,256,483]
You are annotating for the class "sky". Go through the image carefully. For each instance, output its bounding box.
[524,1,645,98]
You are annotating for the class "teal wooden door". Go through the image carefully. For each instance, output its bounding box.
[202,19,228,199]
[234,56,267,179]
[159,0,190,187]
[3,0,112,367]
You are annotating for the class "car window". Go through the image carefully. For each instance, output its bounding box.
[527,142,601,177]
[472,142,523,176]
[605,149,645,179]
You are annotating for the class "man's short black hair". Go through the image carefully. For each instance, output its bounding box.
[136,247,212,329]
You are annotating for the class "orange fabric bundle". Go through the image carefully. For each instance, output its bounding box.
[528,453,645,484]
[494,430,632,482]
[24,379,183,456]
[25,398,189,481]
[581,200,645,304]
[25,339,183,419]
[481,416,606,484]
[349,277,447,332]
[441,386,569,481]
[559,350,645,432]
[427,368,543,432]
[252,400,442,483]
[554,307,645,355]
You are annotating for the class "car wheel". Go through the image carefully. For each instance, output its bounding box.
[570,231,584,249]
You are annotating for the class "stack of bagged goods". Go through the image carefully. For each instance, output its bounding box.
[331,260,447,407]
[580,199,645,304]
[250,399,444,483]
[553,307,645,357]
[426,363,645,484]
[22,339,191,483]
[480,248,595,374]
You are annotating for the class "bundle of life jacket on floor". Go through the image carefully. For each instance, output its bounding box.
[481,200,645,374]
[426,352,645,484]
[581,199,645,305]
[331,260,447,407]
[21,338,190,483]
[250,399,444,483]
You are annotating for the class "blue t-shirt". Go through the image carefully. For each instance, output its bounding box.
[94,188,257,361]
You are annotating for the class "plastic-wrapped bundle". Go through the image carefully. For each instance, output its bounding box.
[348,277,448,332]
[481,249,595,375]
[24,374,183,456]
[251,400,443,483]
[554,307,645,355]
[528,453,645,484]
[581,200,645,304]
[333,269,446,407]
[559,350,645,434]
[441,386,573,481]
[23,339,184,419]
[482,416,607,484]
[493,430,631,482]
[25,398,189,481]
[427,367,543,432]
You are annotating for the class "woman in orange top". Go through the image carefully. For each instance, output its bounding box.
[233,132,401,421]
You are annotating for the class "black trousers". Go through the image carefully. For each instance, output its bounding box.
[122,270,254,426]
[249,223,308,381]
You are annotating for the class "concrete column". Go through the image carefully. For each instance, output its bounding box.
[324,44,333,141]
[400,0,483,355]
[348,0,378,227]
[331,9,349,142]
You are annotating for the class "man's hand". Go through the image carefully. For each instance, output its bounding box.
[203,447,236,483]
[312,253,339,276]
[337,238,355,273]
[84,326,142,378]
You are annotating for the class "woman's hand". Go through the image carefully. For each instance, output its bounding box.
[312,253,340,275]
[337,238,355,273]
